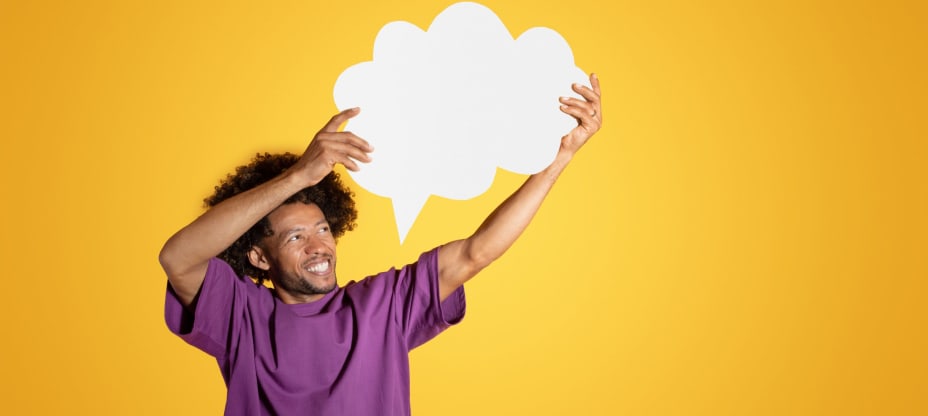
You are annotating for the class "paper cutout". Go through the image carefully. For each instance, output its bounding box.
[333,2,587,242]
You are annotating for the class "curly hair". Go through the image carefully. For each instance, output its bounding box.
[205,152,357,283]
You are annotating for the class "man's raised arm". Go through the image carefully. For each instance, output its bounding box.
[437,73,603,300]
[158,108,373,308]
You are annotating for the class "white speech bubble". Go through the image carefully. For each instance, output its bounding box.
[333,2,588,242]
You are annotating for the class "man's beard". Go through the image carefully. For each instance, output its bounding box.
[277,272,337,297]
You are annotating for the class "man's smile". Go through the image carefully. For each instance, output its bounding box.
[303,259,331,275]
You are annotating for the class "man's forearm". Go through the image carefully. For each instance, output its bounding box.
[159,170,308,304]
[437,151,573,299]
[466,151,571,265]
[160,170,306,273]
[468,152,572,255]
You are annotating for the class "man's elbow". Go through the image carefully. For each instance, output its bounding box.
[158,243,207,308]
[158,241,192,281]
[439,239,502,290]
[462,244,500,276]
[158,243,178,275]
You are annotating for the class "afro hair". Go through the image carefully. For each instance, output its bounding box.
[204,152,357,283]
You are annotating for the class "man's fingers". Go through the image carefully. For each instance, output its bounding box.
[560,104,600,130]
[320,107,361,133]
[560,104,587,120]
[318,141,373,164]
[316,131,374,153]
[340,156,361,172]
[571,82,601,106]
[342,132,374,152]
[564,73,602,122]
[340,143,374,164]
[559,96,595,116]
[314,132,373,164]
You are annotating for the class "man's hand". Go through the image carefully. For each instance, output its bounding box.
[292,107,374,186]
[558,73,602,157]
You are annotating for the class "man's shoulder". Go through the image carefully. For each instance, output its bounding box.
[204,257,276,302]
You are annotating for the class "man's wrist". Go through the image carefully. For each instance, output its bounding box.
[278,166,315,192]
[537,150,572,182]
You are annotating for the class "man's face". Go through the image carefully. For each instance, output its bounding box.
[254,202,337,304]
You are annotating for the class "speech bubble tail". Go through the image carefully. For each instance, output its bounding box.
[392,194,429,244]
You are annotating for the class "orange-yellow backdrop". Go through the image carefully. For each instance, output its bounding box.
[1,0,925,414]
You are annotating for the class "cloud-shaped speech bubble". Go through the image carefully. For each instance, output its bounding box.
[333,1,587,242]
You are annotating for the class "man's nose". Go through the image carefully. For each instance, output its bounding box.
[304,237,325,255]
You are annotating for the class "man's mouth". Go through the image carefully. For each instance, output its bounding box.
[304,259,331,275]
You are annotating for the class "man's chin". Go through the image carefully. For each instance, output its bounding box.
[307,275,337,294]
[316,282,337,294]
[277,274,337,297]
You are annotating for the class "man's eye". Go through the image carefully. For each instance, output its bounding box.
[288,235,301,242]
[319,226,330,234]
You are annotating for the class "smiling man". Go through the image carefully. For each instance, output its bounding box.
[159,74,602,415]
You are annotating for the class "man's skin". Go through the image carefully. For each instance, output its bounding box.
[159,73,602,308]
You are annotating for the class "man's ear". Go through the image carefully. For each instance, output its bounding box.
[247,245,271,271]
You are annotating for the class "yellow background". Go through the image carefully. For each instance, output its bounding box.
[1,0,926,414]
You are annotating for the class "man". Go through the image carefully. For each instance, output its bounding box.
[160,73,602,415]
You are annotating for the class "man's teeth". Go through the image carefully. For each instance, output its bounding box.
[306,261,330,273]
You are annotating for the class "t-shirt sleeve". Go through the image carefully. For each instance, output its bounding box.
[164,257,249,360]
[396,247,466,350]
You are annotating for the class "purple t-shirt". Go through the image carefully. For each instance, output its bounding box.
[165,248,465,415]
